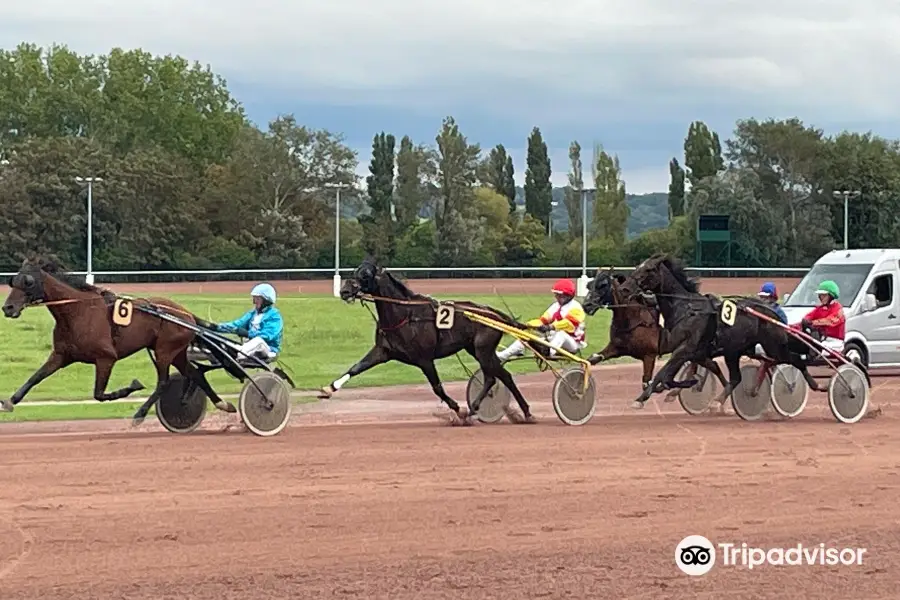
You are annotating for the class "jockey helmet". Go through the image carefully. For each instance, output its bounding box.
[758,282,778,298]
[552,279,576,297]
[250,283,277,304]
[815,280,840,300]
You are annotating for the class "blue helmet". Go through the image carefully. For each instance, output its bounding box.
[758,282,777,298]
[250,283,277,304]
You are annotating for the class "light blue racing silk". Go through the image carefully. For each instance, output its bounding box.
[217,305,284,354]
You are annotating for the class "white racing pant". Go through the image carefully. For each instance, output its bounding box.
[497,330,586,361]
[238,337,277,361]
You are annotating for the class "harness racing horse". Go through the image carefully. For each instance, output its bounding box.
[582,267,729,408]
[617,254,823,410]
[1,257,237,423]
[318,257,536,425]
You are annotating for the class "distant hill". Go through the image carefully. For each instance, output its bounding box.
[520,187,669,239]
[345,186,670,238]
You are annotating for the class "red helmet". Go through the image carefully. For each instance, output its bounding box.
[552,279,576,297]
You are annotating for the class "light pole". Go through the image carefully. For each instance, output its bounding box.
[548,201,559,237]
[832,190,861,250]
[324,183,348,298]
[75,176,103,285]
[577,188,590,297]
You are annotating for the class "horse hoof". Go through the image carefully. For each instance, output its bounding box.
[0,400,13,413]
[317,387,333,400]
[214,401,237,413]
[131,415,145,427]
[630,400,645,410]
[131,379,146,392]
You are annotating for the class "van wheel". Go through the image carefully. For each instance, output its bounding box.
[844,342,867,368]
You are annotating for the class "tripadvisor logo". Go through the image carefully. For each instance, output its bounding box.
[676,535,867,574]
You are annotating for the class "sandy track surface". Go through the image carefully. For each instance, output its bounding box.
[1,359,898,599]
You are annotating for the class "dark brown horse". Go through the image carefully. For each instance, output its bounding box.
[582,267,728,407]
[1,257,236,423]
[617,254,821,409]
[318,257,536,425]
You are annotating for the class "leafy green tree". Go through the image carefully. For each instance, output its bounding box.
[483,144,517,213]
[564,141,584,235]
[591,144,629,245]
[0,43,245,166]
[362,131,396,260]
[684,121,724,186]
[668,158,686,219]
[524,127,552,227]
[725,117,831,263]
[434,116,481,265]
[394,135,436,232]
[504,214,546,265]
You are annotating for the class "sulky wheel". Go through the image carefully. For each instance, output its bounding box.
[239,371,292,437]
[466,368,510,423]
[731,364,771,421]
[769,364,809,418]
[828,363,870,424]
[551,366,597,426]
[156,374,208,434]
[675,362,717,416]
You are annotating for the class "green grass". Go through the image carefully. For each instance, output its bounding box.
[0,292,615,406]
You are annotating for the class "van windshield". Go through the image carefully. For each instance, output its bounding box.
[783,263,873,307]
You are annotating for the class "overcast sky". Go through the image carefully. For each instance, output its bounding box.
[3,0,899,193]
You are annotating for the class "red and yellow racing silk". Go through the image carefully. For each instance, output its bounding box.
[527,299,587,343]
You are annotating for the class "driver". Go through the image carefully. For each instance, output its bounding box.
[757,282,788,323]
[497,278,587,362]
[790,280,845,353]
[213,283,284,361]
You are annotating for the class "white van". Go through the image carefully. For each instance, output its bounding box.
[782,248,900,369]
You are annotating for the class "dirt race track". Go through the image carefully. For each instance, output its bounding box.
[4,276,900,599]
[2,359,900,599]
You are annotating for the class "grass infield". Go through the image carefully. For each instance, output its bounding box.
[0,292,614,421]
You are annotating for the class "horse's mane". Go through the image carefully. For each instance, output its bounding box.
[656,254,700,294]
[380,266,527,329]
[25,256,104,294]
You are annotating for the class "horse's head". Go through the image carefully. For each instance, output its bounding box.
[620,254,698,308]
[341,256,383,302]
[583,268,622,315]
[3,257,60,318]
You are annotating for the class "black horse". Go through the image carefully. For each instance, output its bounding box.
[617,254,821,409]
[318,257,536,424]
[582,268,729,408]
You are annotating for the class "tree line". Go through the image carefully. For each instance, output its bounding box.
[1,42,898,273]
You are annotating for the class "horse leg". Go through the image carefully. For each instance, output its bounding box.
[132,346,238,427]
[710,353,743,410]
[473,343,534,424]
[631,351,692,409]
[92,357,146,402]
[1,352,72,412]
[588,342,620,365]
[319,345,390,399]
[416,360,466,423]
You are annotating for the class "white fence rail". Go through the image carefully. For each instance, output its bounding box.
[0,266,810,278]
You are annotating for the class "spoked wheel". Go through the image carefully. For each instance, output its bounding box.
[551,366,597,426]
[769,364,809,418]
[466,368,510,423]
[731,364,771,421]
[828,363,870,424]
[238,371,292,437]
[156,374,208,434]
[675,362,717,415]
